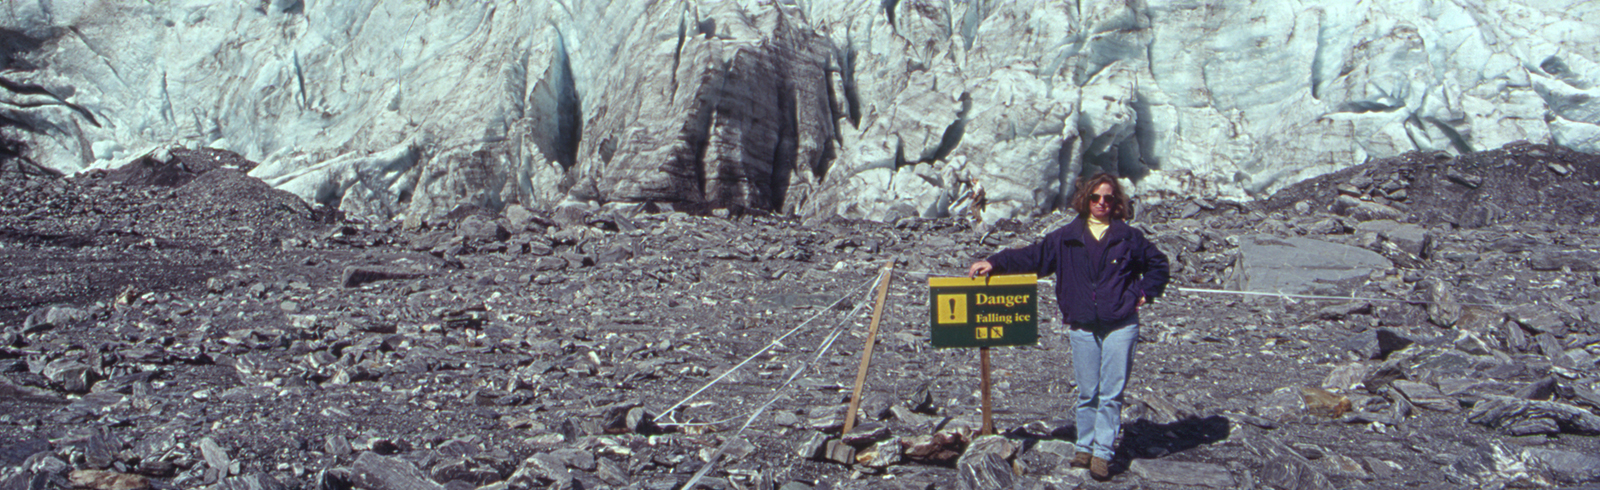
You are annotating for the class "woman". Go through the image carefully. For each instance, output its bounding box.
[967,173,1169,481]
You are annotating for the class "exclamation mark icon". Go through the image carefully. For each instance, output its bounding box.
[936,294,966,324]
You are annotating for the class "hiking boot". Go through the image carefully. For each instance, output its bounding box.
[1070,452,1092,468]
[1089,457,1111,481]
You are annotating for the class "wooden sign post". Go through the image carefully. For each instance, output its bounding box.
[928,274,1038,436]
[842,261,895,435]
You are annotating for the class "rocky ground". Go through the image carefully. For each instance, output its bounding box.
[2,143,1599,490]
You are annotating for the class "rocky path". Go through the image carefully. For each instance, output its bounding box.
[2,144,1599,489]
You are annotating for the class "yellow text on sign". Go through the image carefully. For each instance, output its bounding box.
[975,326,1004,339]
[936,294,968,324]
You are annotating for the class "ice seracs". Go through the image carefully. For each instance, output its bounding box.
[0,0,1596,223]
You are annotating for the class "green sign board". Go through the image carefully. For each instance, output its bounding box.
[927,274,1039,348]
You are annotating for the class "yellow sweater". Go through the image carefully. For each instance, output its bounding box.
[1088,216,1110,241]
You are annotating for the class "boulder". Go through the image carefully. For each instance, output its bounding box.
[1228,235,1391,297]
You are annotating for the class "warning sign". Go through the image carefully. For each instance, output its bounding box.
[927,274,1038,348]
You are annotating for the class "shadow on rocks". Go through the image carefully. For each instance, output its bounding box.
[1113,415,1232,471]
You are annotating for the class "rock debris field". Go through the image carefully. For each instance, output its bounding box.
[3,142,1600,490]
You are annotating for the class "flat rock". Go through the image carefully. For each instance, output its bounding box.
[1355,220,1431,257]
[1467,395,1600,436]
[1392,380,1460,412]
[1128,459,1235,488]
[349,452,445,490]
[1338,328,1414,360]
[1523,447,1600,484]
[341,267,425,288]
[1528,249,1599,271]
[1228,235,1391,296]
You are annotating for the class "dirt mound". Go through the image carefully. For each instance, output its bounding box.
[1260,142,1600,228]
[0,149,335,324]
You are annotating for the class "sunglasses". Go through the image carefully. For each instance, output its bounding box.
[1089,193,1115,203]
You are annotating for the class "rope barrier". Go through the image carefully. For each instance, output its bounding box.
[653,272,882,422]
[1172,286,1510,308]
[898,269,1510,309]
[664,266,1512,486]
[680,277,873,489]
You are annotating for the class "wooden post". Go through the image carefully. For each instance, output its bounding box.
[980,346,993,436]
[843,261,895,434]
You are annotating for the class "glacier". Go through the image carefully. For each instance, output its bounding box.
[1,0,1596,223]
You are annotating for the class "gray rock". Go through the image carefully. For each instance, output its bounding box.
[820,440,855,465]
[1504,320,1532,352]
[1228,235,1391,297]
[1426,280,1463,327]
[1466,395,1600,436]
[1257,386,1306,422]
[1244,434,1335,490]
[858,437,902,468]
[1528,249,1599,271]
[456,216,508,243]
[350,452,446,490]
[503,204,539,232]
[1445,167,1483,188]
[1030,440,1077,460]
[840,421,890,447]
[215,474,288,490]
[1333,196,1404,221]
[41,359,95,393]
[1355,220,1431,257]
[1535,333,1565,358]
[1128,459,1235,488]
[1338,328,1413,360]
[956,451,1013,490]
[1314,301,1372,320]
[795,432,829,460]
[0,438,49,467]
[1509,304,1569,335]
[1523,447,1600,484]
[1391,380,1460,412]
[199,437,233,477]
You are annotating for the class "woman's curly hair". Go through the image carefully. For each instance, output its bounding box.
[1070,173,1131,220]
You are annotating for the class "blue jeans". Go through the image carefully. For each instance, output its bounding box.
[1069,322,1138,460]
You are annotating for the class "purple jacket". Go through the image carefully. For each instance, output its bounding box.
[985,217,1170,329]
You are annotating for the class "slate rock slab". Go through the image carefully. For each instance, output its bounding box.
[1467,395,1600,436]
[1523,447,1600,484]
[1355,220,1431,257]
[1228,235,1390,296]
[1528,249,1599,272]
[1128,459,1235,488]
[350,452,446,490]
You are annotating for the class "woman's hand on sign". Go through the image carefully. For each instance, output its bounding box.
[967,260,993,278]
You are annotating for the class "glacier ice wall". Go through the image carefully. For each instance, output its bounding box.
[1,0,1596,223]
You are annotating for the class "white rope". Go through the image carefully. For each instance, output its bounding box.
[899,269,1509,308]
[1171,286,1508,308]
[653,273,882,422]
[680,281,872,489]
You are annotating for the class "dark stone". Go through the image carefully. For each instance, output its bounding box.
[1524,447,1600,484]
[840,421,890,447]
[1128,459,1235,488]
[349,452,445,490]
[0,438,48,466]
[1339,328,1413,360]
[215,474,288,490]
[956,452,1013,490]
[341,267,424,288]
[1515,377,1557,400]
[1466,395,1600,436]
[1528,249,1599,272]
